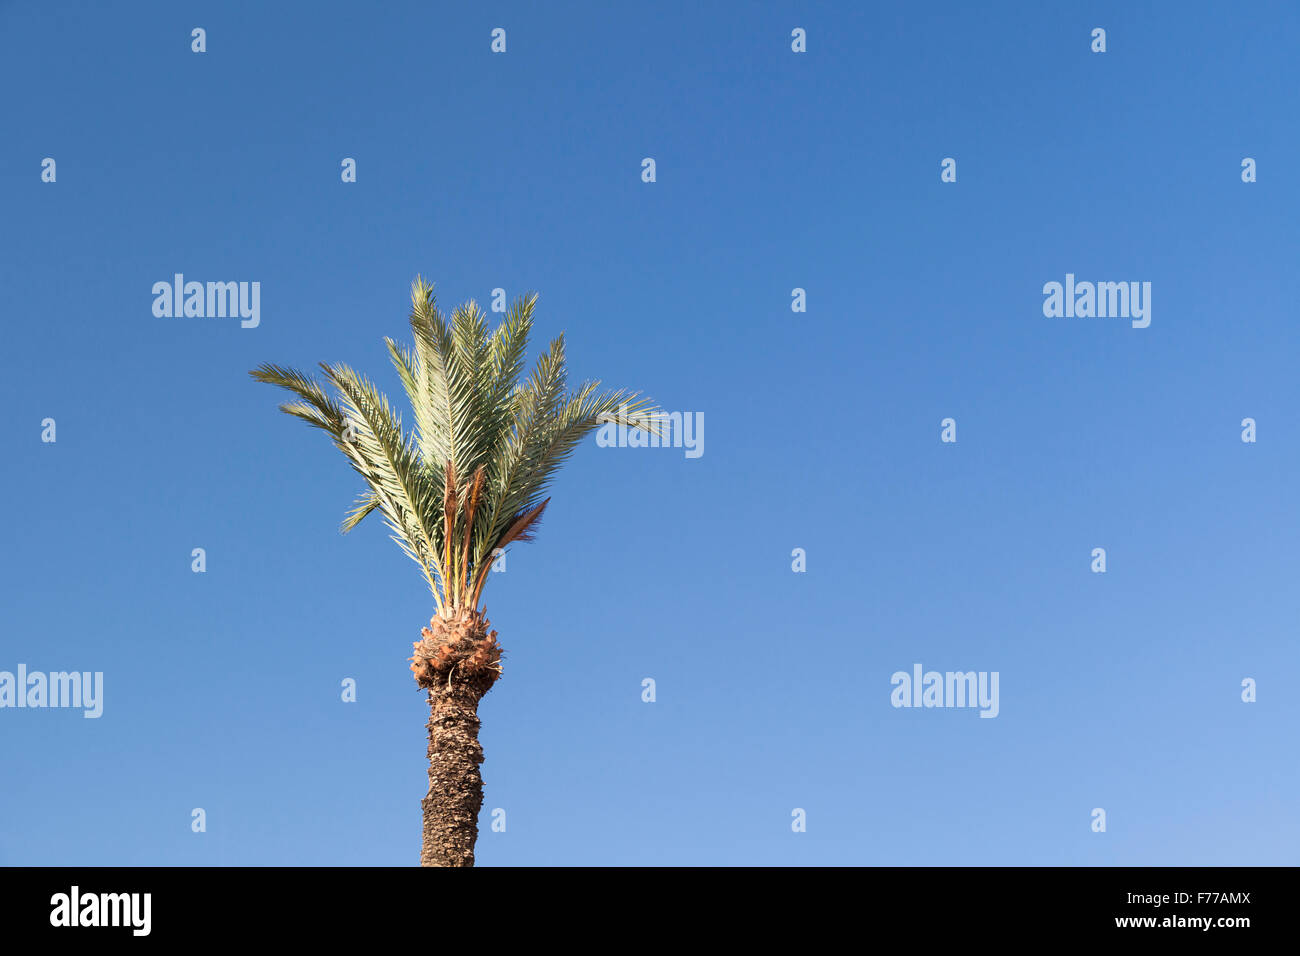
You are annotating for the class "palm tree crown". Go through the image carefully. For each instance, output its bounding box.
[251,277,655,617]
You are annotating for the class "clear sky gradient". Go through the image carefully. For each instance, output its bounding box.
[2,0,1297,865]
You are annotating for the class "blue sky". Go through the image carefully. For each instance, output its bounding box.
[2,0,1297,865]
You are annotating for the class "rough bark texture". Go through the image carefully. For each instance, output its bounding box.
[411,610,501,867]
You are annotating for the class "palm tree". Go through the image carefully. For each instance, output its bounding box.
[251,277,656,866]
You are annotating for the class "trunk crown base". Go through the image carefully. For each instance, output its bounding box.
[409,608,502,692]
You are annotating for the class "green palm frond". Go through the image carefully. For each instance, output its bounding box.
[251,277,658,615]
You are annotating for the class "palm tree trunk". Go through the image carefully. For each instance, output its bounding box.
[411,609,502,867]
[421,681,487,866]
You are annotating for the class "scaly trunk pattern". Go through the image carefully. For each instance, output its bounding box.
[410,609,502,867]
